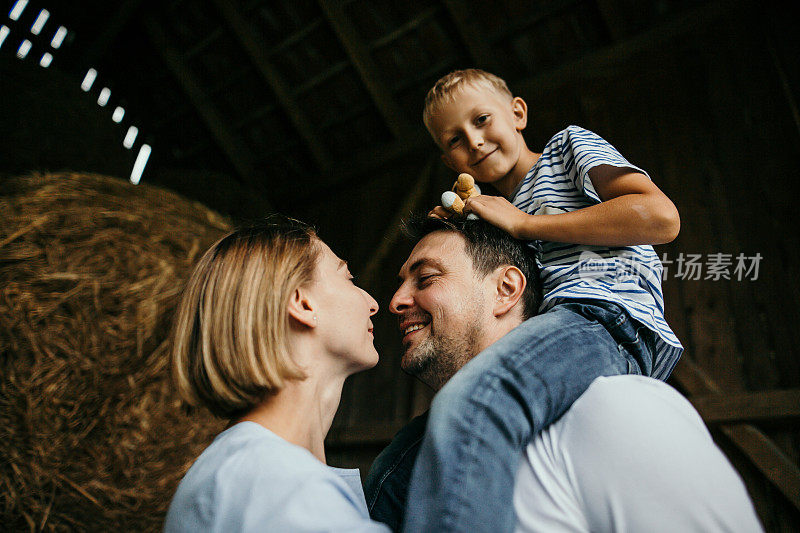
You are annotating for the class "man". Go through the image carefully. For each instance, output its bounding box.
[365,216,762,532]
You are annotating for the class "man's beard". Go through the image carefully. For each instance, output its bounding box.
[401,320,482,391]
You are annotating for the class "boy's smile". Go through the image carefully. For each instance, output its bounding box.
[428,84,538,197]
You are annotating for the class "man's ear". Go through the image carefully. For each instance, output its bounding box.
[441,153,458,172]
[493,265,526,317]
[511,96,528,131]
[287,286,316,328]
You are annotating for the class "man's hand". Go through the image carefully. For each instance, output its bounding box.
[463,195,529,238]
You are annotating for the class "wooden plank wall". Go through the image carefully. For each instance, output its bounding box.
[322,2,799,529]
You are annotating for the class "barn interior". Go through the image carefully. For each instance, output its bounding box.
[1,0,799,530]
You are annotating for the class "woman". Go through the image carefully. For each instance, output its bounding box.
[165,217,388,532]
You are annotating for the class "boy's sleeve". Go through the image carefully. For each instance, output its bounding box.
[560,125,650,203]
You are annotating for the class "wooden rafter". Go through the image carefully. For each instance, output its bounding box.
[212,0,332,171]
[143,16,272,210]
[81,0,144,66]
[303,0,739,204]
[594,0,629,42]
[359,158,436,290]
[514,0,731,97]
[298,129,433,203]
[441,0,496,69]
[690,389,800,424]
[317,0,413,139]
[672,358,800,511]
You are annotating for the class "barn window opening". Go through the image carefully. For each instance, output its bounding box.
[30,9,48,34]
[8,0,27,21]
[81,68,97,91]
[0,25,9,49]
[112,106,125,123]
[39,51,51,67]
[50,25,66,48]
[123,126,138,148]
[16,38,31,58]
[130,144,151,184]
[97,87,111,106]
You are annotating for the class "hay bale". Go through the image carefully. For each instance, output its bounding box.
[0,173,232,531]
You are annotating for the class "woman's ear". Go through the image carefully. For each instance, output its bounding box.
[493,265,526,317]
[287,286,316,328]
[511,96,528,131]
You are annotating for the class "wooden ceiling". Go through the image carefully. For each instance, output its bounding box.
[5,0,708,208]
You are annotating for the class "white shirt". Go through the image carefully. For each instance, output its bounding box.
[514,376,763,532]
[165,421,389,532]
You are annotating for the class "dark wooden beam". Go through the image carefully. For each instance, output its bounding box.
[143,16,272,209]
[303,0,742,204]
[212,0,332,170]
[326,421,400,448]
[359,159,436,290]
[317,0,413,139]
[594,0,629,42]
[297,129,433,204]
[672,357,800,511]
[514,0,733,98]
[690,389,800,424]
[441,0,496,69]
[369,5,440,50]
[81,0,143,66]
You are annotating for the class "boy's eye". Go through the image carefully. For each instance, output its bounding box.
[447,136,460,147]
[475,114,489,125]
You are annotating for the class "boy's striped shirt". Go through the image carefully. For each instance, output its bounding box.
[512,126,682,379]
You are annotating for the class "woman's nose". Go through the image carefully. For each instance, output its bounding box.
[366,292,379,316]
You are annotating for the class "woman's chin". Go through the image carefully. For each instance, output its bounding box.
[352,349,380,373]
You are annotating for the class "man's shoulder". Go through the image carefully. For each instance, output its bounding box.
[558,375,702,437]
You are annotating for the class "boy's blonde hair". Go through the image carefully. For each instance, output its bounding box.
[423,69,514,134]
[171,216,319,419]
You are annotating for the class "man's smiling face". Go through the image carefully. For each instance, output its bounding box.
[390,231,490,390]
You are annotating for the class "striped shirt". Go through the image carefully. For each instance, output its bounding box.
[512,126,682,379]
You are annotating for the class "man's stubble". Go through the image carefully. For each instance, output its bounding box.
[401,293,485,391]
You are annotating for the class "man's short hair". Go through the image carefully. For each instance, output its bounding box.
[423,69,513,134]
[403,215,542,319]
[171,216,319,419]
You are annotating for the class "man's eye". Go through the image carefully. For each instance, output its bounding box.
[417,275,434,287]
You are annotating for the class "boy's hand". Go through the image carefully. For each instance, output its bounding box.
[463,195,528,238]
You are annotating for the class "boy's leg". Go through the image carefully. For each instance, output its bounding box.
[402,302,641,533]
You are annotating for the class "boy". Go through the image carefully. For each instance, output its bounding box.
[378,69,683,532]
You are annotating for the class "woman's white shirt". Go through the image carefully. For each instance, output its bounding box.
[165,421,389,532]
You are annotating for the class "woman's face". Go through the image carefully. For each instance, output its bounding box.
[310,241,380,371]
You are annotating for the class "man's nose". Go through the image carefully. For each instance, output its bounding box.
[389,285,412,314]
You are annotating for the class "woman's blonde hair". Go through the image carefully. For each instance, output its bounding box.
[422,69,513,134]
[171,216,319,419]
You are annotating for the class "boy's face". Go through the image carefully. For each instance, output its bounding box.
[429,84,529,191]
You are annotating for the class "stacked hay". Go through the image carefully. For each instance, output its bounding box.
[0,173,232,531]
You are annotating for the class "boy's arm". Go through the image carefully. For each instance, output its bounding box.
[464,165,680,246]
